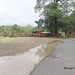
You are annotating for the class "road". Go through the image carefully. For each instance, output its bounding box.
[30,39,75,75]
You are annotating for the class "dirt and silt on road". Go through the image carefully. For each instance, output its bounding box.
[0,37,58,56]
[0,37,62,75]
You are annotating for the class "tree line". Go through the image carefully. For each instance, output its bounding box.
[0,24,33,37]
[35,0,75,37]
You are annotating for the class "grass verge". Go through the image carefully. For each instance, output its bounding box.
[0,37,29,43]
[36,39,63,58]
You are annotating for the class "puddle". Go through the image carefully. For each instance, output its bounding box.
[0,45,44,75]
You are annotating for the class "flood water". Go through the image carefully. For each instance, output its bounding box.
[30,39,75,75]
[0,45,45,75]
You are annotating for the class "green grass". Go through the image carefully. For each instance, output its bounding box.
[0,37,28,42]
[0,37,16,42]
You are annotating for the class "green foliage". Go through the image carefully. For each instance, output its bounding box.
[35,19,44,27]
[44,2,63,18]
[0,24,33,37]
[35,0,75,37]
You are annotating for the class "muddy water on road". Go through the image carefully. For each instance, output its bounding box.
[0,45,44,75]
[30,39,75,75]
[0,40,62,75]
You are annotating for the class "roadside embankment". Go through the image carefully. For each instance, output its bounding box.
[36,39,63,58]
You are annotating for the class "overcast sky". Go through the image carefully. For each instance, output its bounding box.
[0,0,39,26]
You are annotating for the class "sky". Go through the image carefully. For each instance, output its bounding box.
[0,0,39,26]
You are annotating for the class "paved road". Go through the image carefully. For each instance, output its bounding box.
[30,39,75,75]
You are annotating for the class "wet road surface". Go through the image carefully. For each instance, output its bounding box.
[30,39,75,75]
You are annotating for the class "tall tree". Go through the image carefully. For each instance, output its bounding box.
[35,0,72,37]
[35,0,62,37]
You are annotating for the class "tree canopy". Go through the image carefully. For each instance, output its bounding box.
[35,0,75,37]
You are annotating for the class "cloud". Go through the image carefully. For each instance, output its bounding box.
[0,0,39,26]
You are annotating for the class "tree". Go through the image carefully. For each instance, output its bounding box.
[35,0,73,37]
[35,19,44,27]
[35,0,63,37]
[68,2,75,37]
[44,2,63,36]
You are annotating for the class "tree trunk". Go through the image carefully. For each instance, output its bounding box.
[53,17,58,37]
